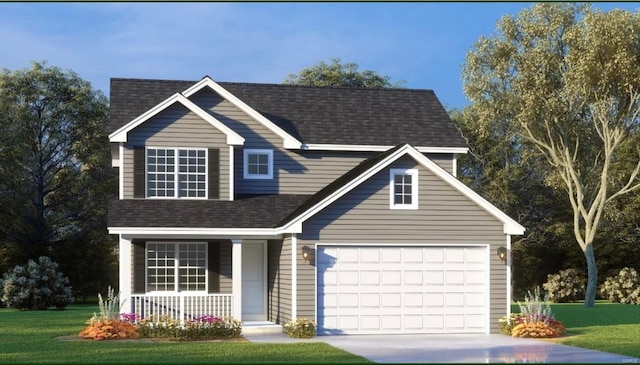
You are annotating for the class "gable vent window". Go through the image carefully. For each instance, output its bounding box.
[147,148,207,198]
[244,149,273,179]
[390,168,418,209]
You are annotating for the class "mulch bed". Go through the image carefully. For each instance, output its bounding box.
[55,335,249,343]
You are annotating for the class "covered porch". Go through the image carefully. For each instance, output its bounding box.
[115,234,296,329]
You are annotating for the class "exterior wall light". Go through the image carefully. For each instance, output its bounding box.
[302,246,312,263]
[497,246,507,264]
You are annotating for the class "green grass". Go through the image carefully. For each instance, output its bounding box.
[0,305,370,363]
[512,301,640,358]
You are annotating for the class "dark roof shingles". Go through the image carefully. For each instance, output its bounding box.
[108,194,311,228]
[109,78,467,148]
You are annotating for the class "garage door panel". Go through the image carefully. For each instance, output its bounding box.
[317,246,488,334]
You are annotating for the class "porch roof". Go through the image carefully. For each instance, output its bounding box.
[108,195,311,228]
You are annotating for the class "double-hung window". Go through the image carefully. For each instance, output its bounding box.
[390,168,418,209]
[147,242,207,292]
[244,149,273,179]
[147,148,207,198]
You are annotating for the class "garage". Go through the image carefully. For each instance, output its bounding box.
[317,245,488,335]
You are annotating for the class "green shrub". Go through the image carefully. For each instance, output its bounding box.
[542,268,586,303]
[1,256,74,310]
[284,318,317,338]
[600,267,640,305]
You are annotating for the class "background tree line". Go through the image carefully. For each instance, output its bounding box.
[1,3,637,306]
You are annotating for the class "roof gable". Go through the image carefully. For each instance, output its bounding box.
[109,92,244,145]
[279,144,525,235]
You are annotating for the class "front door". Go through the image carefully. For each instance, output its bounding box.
[241,240,267,321]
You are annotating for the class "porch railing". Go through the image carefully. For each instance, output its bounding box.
[129,294,234,322]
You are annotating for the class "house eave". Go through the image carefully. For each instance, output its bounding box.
[301,143,468,154]
[108,226,300,237]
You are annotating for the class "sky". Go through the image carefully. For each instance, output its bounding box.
[0,2,638,110]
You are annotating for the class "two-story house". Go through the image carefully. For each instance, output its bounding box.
[107,76,524,335]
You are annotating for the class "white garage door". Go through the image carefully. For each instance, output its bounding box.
[317,245,488,335]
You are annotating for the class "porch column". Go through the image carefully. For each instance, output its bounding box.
[119,235,132,313]
[232,239,242,320]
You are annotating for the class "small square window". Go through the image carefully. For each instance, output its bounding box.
[244,149,273,179]
[390,169,418,209]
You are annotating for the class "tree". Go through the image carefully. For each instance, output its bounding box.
[462,3,640,306]
[283,57,406,88]
[0,61,117,293]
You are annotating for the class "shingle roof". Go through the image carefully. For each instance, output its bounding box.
[108,195,311,228]
[109,78,467,148]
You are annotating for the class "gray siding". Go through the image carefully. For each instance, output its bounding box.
[219,241,232,294]
[122,103,230,199]
[297,156,508,333]
[268,237,292,325]
[189,88,458,195]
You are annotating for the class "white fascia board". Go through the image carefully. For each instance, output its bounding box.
[279,144,525,236]
[404,147,526,235]
[301,143,468,154]
[107,226,298,236]
[108,93,244,146]
[182,77,302,149]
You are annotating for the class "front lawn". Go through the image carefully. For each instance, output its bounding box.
[0,305,370,363]
[512,301,640,358]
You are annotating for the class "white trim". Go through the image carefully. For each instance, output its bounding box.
[506,234,512,314]
[107,226,292,236]
[452,155,458,177]
[109,93,245,146]
[243,149,274,180]
[118,144,124,200]
[232,239,242,321]
[291,234,297,320]
[301,143,468,154]
[182,77,301,149]
[485,244,491,334]
[111,143,120,167]
[279,144,525,235]
[229,146,234,201]
[389,168,419,210]
[118,235,132,313]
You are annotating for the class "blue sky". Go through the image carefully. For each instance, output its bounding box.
[0,2,638,110]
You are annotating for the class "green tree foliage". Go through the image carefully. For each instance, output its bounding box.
[283,57,406,88]
[462,3,640,306]
[0,61,117,298]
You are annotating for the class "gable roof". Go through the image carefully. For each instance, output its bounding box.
[278,144,525,235]
[109,77,468,150]
[109,92,245,145]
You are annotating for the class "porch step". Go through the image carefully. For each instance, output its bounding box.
[242,321,283,335]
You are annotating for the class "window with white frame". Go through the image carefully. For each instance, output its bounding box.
[147,148,207,198]
[147,242,207,292]
[243,149,273,179]
[390,168,418,209]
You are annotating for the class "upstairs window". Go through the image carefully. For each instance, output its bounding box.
[147,148,207,198]
[244,149,273,179]
[390,168,418,209]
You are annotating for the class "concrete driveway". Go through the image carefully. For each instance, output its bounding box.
[244,333,640,363]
